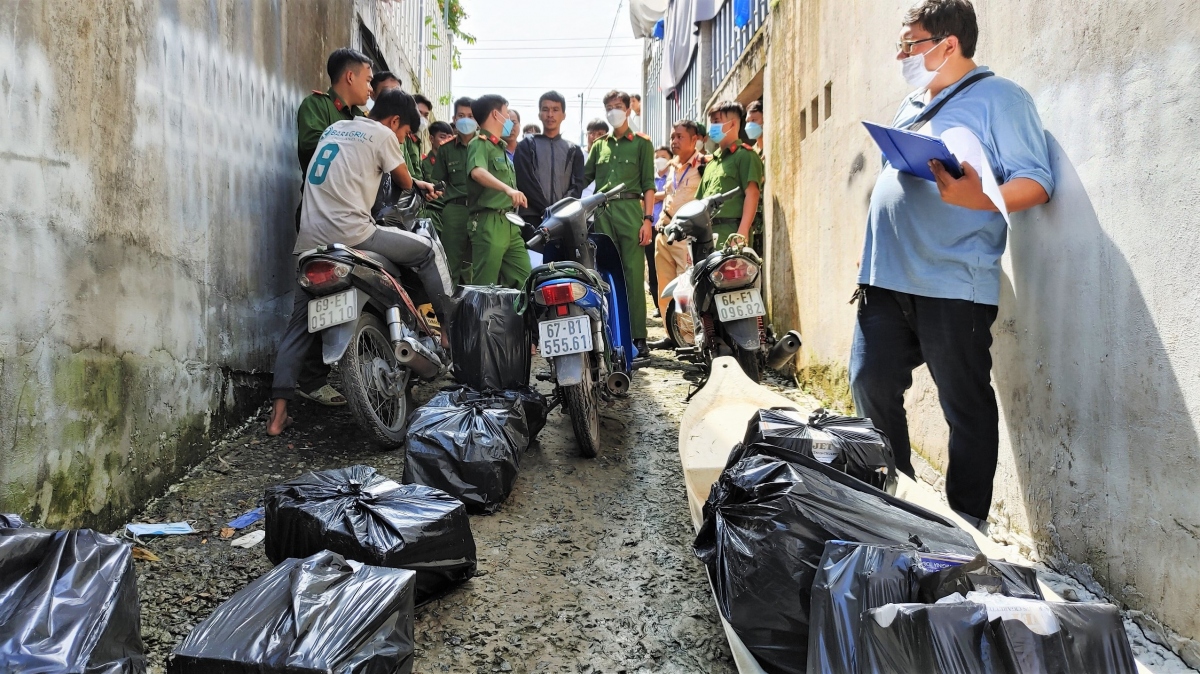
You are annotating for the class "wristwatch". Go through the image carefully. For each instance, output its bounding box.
[643,215,654,222]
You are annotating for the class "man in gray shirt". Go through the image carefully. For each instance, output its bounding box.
[514,91,586,227]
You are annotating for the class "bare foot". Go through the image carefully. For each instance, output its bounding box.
[266,399,293,436]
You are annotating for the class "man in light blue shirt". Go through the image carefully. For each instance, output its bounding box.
[851,0,1053,532]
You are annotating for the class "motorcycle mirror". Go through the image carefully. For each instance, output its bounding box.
[505,212,526,228]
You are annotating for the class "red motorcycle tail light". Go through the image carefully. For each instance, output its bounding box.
[538,282,586,305]
[709,257,759,289]
[301,260,351,289]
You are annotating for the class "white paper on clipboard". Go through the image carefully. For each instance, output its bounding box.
[940,127,1009,224]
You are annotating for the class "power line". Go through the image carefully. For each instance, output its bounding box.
[460,53,640,60]
[460,45,643,52]
[463,36,643,43]
[582,2,627,96]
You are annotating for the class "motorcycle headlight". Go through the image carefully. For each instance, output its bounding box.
[709,257,759,289]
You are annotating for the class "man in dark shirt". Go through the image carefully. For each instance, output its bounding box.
[513,91,586,228]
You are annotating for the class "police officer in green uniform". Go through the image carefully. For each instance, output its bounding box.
[584,90,657,354]
[420,120,455,233]
[286,48,373,407]
[466,94,531,288]
[296,49,373,232]
[431,97,477,284]
[695,100,764,248]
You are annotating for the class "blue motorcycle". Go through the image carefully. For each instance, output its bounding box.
[520,184,636,457]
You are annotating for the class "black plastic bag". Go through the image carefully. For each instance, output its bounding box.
[264,465,476,604]
[497,386,549,439]
[404,389,529,514]
[961,595,1137,674]
[742,407,898,492]
[860,602,1000,674]
[0,528,146,673]
[694,451,978,674]
[808,542,1044,674]
[917,553,1043,603]
[0,514,26,528]
[450,285,531,391]
[169,550,415,674]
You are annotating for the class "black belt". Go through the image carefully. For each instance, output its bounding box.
[712,217,741,225]
[610,191,645,201]
[444,196,468,206]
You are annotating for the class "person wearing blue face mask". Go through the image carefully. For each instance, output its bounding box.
[429,97,478,284]
[745,99,765,157]
[693,100,765,248]
[850,0,1053,534]
[465,94,531,288]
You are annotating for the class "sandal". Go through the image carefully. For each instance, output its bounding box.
[296,384,347,407]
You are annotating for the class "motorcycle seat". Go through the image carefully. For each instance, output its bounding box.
[355,250,403,279]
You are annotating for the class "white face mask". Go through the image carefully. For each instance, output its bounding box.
[419,116,429,132]
[901,40,948,89]
[654,157,670,173]
[606,108,627,129]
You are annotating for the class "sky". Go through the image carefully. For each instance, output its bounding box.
[450,0,645,146]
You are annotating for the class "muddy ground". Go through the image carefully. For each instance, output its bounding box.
[125,316,1195,673]
[129,318,810,673]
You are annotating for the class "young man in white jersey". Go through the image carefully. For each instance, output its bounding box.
[269,89,448,436]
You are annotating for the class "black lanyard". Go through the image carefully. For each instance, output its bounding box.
[905,71,995,132]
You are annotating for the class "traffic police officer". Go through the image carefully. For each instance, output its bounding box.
[694,100,764,248]
[431,97,477,284]
[466,94,531,288]
[584,90,656,354]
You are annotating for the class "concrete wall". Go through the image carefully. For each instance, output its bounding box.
[0,0,363,529]
[764,0,1200,657]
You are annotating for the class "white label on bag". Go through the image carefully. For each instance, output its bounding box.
[809,428,839,464]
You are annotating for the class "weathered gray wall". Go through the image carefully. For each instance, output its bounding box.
[764,0,1200,656]
[0,0,355,528]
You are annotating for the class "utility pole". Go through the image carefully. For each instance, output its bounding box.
[579,92,585,146]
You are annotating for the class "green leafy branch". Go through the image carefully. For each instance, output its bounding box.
[428,0,475,70]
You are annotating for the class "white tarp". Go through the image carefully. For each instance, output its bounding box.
[629,0,669,38]
[658,0,728,93]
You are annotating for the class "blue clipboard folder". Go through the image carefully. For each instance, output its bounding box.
[862,121,963,182]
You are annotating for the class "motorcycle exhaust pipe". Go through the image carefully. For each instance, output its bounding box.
[766,330,803,370]
[395,339,440,379]
[606,371,631,395]
[388,307,441,380]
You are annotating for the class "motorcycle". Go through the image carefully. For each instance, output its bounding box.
[296,188,451,447]
[521,184,637,457]
[661,188,802,382]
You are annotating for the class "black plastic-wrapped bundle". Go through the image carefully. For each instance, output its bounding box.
[917,553,1043,603]
[807,542,925,674]
[403,388,530,514]
[0,528,146,673]
[0,514,26,528]
[741,407,898,493]
[807,542,1045,674]
[264,465,476,604]
[860,602,1000,674]
[693,451,978,674]
[169,551,415,674]
[450,285,531,391]
[964,594,1138,674]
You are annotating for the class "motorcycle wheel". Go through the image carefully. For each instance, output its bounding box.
[340,312,413,448]
[665,300,695,347]
[732,344,761,383]
[561,357,600,458]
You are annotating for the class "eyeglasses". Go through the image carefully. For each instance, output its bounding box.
[896,36,946,54]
